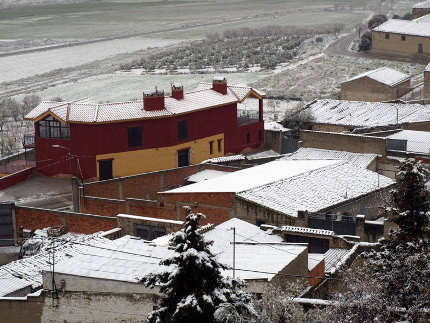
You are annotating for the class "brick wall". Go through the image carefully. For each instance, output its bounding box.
[299,130,387,156]
[308,260,325,287]
[81,164,238,201]
[413,8,430,19]
[80,197,127,217]
[15,206,117,234]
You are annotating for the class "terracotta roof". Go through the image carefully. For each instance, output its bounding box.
[25,84,265,124]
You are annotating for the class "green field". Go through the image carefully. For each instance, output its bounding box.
[0,0,371,40]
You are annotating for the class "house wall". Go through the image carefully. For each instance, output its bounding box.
[402,120,430,131]
[118,214,183,237]
[80,164,237,201]
[34,102,263,180]
[299,130,387,156]
[424,70,430,99]
[15,206,117,234]
[271,247,309,286]
[308,260,325,287]
[308,123,351,133]
[0,292,44,323]
[264,130,283,154]
[372,31,430,62]
[234,197,306,227]
[413,8,430,19]
[41,292,156,323]
[341,77,410,102]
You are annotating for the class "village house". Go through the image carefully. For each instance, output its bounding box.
[23,78,265,181]
[413,0,430,19]
[340,67,411,102]
[371,14,430,62]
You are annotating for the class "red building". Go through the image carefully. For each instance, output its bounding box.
[24,77,265,180]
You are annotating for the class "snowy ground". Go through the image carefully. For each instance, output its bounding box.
[0,38,184,84]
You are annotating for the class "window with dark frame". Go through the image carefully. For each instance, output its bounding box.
[246,132,250,144]
[418,44,423,54]
[128,126,142,147]
[217,139,222,152]
[385,33,390,39]
[178,148,189,167]
[401,35,406,41]
[38,116,70,139]
[178,119,188,141]
[209,141,214,154]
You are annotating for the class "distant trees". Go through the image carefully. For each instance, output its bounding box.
[121,24,344,73]
[358,31,372,51]
[368,14,388,30]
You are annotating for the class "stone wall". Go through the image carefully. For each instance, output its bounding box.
[413,8,430,19]
[424,69,430,99]
[264,130,283,154]
[118,214,183,237]
[0,291,44,323]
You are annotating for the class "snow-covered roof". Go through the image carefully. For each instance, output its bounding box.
[264,121,290,132]
[244,149,280,160]
[25,83,265,123]
[0,232,108,296]
[237,162,394,217]
[186,169,230,183]
[386,129,430,154]
[342,67,410,87]
[194,82,266,101]
[53,219,306,282]
[282,226,335,237]
[117,214,184,225]
[283,148,378,169]
[307,99,430,128]
[413,0,430,9]
[0,276,32,297]
[373,15,430,37]
[323,248,350,273]
[200,155,245,164]
[164,159,341,194]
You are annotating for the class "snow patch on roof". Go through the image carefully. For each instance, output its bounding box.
[165,159,341,193]
[283,148,378,169]
[201,155,245,164]
[237,162,394,217]
[264,121,290,132]
[187,169,230,183]
[413,0,430,9]
[282,226,335,236]
[373,15,430,37]
[307,99,430,127]
[343,67,410,87]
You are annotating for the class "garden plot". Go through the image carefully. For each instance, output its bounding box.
[0,37,183,84]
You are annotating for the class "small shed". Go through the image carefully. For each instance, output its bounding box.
[341,67,411,102]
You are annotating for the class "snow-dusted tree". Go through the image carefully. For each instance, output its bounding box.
[142,207,257,323]
[391,159,430,243]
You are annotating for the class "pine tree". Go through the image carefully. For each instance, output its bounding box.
[391,159,430,243]
[142,207,256,323]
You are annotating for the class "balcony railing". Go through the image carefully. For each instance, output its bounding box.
[23,134,35,148]
[237,109,260,126]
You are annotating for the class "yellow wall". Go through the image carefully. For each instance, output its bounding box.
[96,134,225,178]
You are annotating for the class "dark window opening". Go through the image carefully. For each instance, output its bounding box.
[246,132,250,144]
[308,125,313,130]
[128,126,142,147]
[256,220,266,227]
[401,35,406,41]
[134,224,166,240]
[99,160,113,181]
[178,149,189,167]
[178,120,188,141]
[286,234,329,254]
[209,141,214,155]
[385,33,390,39]
[217,139,222,152]
[38,116,70,139]
[418,44,423,54]
[259,130,262,141]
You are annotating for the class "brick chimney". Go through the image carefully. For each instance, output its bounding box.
[171,83,184,100]
[143,88,165,111]
[212,76,227,95]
